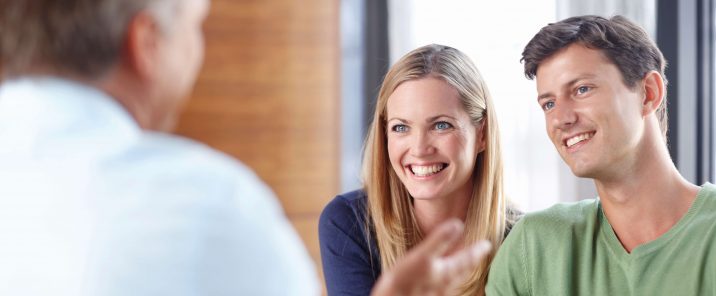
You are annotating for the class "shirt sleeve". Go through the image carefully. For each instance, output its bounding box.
[319,195,379,296]
[485,218,531,296]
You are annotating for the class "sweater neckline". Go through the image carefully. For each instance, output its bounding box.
[598,183,714,262]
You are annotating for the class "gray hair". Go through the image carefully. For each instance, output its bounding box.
[0,0,180,79]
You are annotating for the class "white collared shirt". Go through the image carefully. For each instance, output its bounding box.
[0,77,319,296]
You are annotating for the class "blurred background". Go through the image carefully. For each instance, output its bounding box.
[176,0,715,291]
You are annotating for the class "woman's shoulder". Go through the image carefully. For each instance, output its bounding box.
[319,189,369,229]
[323,188,367,211]
[334,189,368,205]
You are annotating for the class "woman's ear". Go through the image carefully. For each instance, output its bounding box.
[641,70,665,117]
[476,119,487,153]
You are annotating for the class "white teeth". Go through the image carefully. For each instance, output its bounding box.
[410,164,445,177]
[566,132,594,147]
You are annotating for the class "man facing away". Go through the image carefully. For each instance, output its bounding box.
[0,0,319,294]
[0,0,489,295]
[486,15,716,295]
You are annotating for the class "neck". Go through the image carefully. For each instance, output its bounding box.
[413,182,473,237]
[96,67,174,132]
[594,128,700,252]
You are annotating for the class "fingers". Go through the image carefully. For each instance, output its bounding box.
[434,240,492,283]
[412,218,464,258]
[371,220,465,296]
[370,223,492,296]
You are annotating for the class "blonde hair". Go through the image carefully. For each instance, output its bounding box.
[362,44,507,295]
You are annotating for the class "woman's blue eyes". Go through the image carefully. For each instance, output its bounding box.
[392,124,408,132]
[390,121,453,132]
[434,121,453,130]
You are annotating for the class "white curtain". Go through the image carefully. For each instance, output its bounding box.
[557,0,656,37]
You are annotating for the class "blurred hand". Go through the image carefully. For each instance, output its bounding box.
[371,219,492,296]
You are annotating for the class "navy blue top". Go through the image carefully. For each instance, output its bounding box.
[319,190,520,295]
[319,190,381,296]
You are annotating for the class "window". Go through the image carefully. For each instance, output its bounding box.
[343,0,661,211]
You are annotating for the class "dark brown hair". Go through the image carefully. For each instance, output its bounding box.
[0,0,171,79]
[522,15,668,135]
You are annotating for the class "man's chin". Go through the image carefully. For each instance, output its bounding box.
[568,163,598,179]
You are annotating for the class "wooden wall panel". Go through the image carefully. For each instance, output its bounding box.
[175,0,339,288]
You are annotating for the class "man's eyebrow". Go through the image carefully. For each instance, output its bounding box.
[537,74,597,101]
[565,74,596,88]
[537,92,553,101]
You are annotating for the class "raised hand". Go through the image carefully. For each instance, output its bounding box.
[371,219,492,296]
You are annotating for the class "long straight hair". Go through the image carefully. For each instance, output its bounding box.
[362,44,507,295]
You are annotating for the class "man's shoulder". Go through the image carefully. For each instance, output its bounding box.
[487,199,602,294]
[525,199,599,224]
[509,199,600,241]
[119,132,254,178]
[98,131,288,235]
[690,183,716,225]
[90,134,318,296]
[101,131,273,206]
[135,132,238,166]
[700,183,716,201]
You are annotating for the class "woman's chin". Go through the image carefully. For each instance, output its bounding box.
[407,189,442,201]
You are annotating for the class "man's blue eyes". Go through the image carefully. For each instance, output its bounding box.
[577,86,591,94]
[541,86,591,111]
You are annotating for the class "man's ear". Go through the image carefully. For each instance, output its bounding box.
[123,11,162,81]
[641,70,665,117]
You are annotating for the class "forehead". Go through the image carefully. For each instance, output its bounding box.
[386,77,466,118]
[535,44,621,91]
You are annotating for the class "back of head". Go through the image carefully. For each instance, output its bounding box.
[0,0,171,80]
[521,15,669,135]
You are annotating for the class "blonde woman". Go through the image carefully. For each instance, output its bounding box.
[319,44,517,295]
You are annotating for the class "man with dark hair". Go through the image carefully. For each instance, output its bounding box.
[486,15,716,295]
[0,0,490,295]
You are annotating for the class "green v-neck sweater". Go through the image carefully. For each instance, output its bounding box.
[486,183,716,296]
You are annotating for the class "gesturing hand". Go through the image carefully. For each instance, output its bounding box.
[371,219,492,296]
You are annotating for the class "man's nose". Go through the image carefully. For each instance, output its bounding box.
[550,99,578,131]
